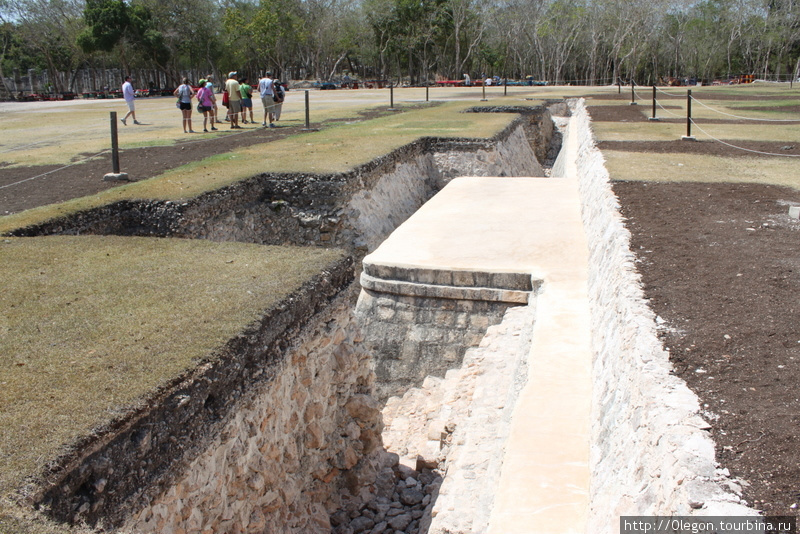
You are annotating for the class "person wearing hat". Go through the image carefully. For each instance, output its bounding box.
[224,71,242,129]
[196,78,217,132]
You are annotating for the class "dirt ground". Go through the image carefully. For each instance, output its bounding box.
[4,94,800,514]
[591,99,800,514]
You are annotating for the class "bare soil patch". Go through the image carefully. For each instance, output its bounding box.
[613,180,800,513]
[598,140,800,158]
[595,87,800,514]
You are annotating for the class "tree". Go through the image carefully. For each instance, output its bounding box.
[77,0,169,76]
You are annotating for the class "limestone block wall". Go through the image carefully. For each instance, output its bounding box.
[432,126,544,185]
[122,287,386,534]
[355,289,519,400]
[379,304,535,534]
[564,99,757,531]
[344,154,441,253]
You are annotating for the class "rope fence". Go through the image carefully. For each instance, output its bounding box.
[625,80,800,158]
[688,119,800,158]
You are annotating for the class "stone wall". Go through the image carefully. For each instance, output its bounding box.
[31,258,357,529]
[564,99,758,531]
[122,285,387,534]
[355,289,520,400]
[379,304,535,534]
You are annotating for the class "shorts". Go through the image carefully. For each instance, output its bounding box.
[241,98,252,108]
[261,96,275,109]
[126,100,135,112]
[199,105,212,113]
[228,100,242,113]
[179,101,192,111]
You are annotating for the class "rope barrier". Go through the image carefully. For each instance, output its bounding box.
[689,95,800,122]
[0,149,111,190]
[654,99,684,118]
[654,86,690,98]
[689,119,800,158]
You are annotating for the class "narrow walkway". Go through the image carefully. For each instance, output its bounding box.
[363,167,592,530]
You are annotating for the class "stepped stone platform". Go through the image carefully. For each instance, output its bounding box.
[357,175,593,532]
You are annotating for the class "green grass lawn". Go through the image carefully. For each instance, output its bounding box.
[0,236,343,513]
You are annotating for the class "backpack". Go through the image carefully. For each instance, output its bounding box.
[273,83,284,103]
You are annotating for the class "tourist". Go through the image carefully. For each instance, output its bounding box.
[225,71,242,129]
[239,77,254,124]
[272,79,285,124]
[173,77,195,133]
[196,78,217,133]
[258,71,275,128]
[121,76,141,125]
[206,74,222,125]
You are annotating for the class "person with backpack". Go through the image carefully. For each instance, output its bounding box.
[258,71,275,128]
[173,77,195,133]
[272,79,285,124]
[239,77,255,124]
[224,71,242,129]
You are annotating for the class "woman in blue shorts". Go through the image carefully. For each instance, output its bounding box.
[239,77,254,124]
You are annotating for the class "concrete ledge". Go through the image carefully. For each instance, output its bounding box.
[359,272,533,304]
[362,264,534,291]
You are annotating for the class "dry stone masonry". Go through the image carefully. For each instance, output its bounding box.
[562,99,759,529]
[124,288,385,534]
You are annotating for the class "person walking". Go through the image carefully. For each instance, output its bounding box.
[196,78,217,133]
[121,75,141,125]
[174,77,195,133]
[225,71,242,129]
[258,71,275,128]
[239,77,255,124]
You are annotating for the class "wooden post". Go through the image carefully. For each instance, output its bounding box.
[102,111,129,181]
[682,89,695,140]
[504,78,508,96]
[305,90,310,129]
[648,85,659,121]
[110,111,120,173]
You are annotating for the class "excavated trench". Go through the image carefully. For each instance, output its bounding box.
[15,98,759,534]
[13,103,565,534]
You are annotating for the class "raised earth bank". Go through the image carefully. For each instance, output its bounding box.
[8,107,557,256]
[6,105,558,534]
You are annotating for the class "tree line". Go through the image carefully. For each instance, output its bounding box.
[1,0,799,95]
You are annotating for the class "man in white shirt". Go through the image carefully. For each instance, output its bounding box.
[121,76,140,125]
[258,71,275,128]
